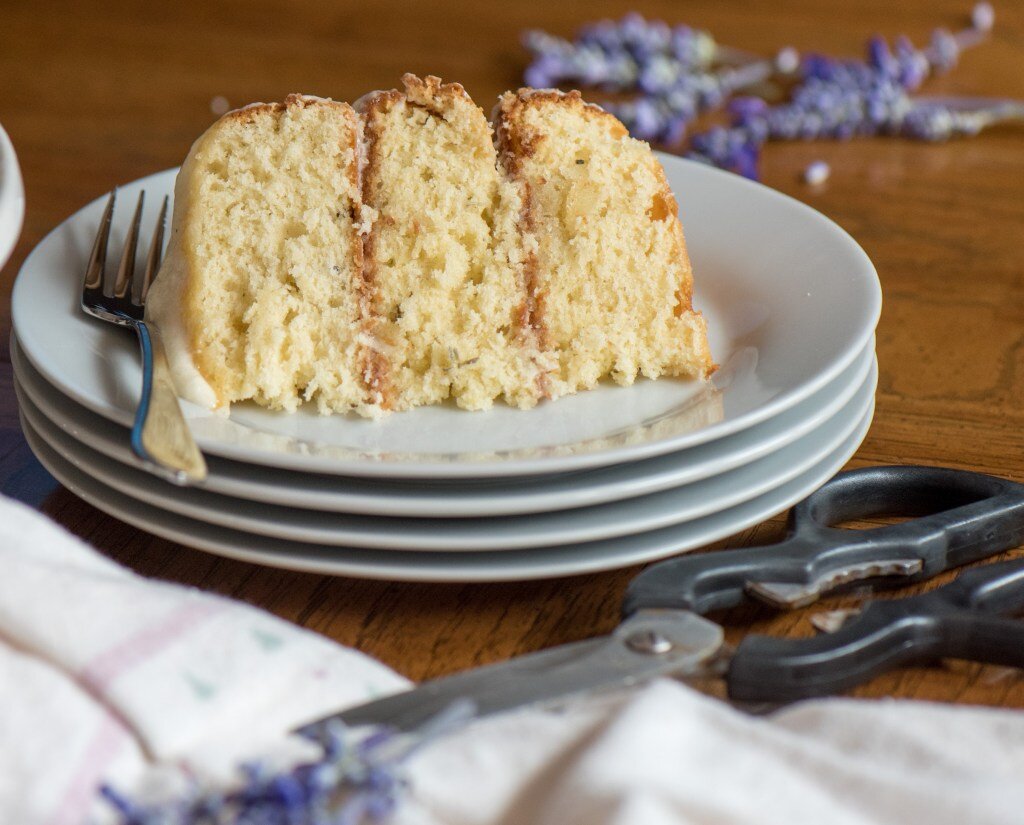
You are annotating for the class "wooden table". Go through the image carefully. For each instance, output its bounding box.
[1,0,1023,706]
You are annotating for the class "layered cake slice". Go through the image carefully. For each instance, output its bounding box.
[146,77,713,418]
[146,94,371,414]
[357,74,546,412]
[494,88,714,400]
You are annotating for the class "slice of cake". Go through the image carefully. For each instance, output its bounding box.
[146,77,713,419]
[357,74,546,412]
[146,94,371,414]
[494,88,714,400]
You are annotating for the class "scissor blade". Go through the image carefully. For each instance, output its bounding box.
[326,610,725,733]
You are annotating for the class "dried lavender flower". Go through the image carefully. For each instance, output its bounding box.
[523,4,1012,180]
[685,5,1000,177]
[97,701,476,825]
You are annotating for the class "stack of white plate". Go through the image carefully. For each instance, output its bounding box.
[10,156,881,582]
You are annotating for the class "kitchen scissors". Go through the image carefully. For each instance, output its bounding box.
[325,465,1024,732]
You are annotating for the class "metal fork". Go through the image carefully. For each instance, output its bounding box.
[82,190,207,484]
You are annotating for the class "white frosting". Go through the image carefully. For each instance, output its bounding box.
[352,90,386,113]
[144,163,221,412]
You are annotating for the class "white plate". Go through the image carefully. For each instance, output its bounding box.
[17,359,875,551]
[12,156,881,478]
[12,333,875,518]
[20,405,874,581]
[0,122,25,273]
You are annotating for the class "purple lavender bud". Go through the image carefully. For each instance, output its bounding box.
[268,774,308,809]
[365,792,398,820]
[605,51,640,89]
[796,82,833,112]
[902,105,956,140]
[745,117,770,142]
[662,95,696,126]
[972,2,995,32]
[357,727,397,758]
[731,143,761,179]
[929,28,960,72]
[577,19,618,50]
[306,761,338,793]
[662,113,690,144]
[799,112,824,139]
[728,95,768,123]
[526,51,568,87]
[801,53,835,81]
[620,12,647,44]
[893,34,929,89]
[631,97,664,140]
[521,30,545,53]
[834,120,858,140]
[364,764,399,793]
[770,108,803,139]
[669,25,694,60]
[866,93,889,124]
[637,54,678,94]
[578,50,610,85]
[648,20,672,51]
[629,17,667,59]
[98,785,142,818]
[521,30,569,57]
[689,126,723,156]
[866,35,899,77]
[523,64,552,88]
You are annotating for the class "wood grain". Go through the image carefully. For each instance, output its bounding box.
[1,0,1023,705]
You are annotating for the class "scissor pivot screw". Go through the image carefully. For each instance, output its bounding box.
[626,629,674,655]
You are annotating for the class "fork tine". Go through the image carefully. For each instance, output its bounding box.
[139,195,168,305]
[84,190,116,292]
[113,190,145,299]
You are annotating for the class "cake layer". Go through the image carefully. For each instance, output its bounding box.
[494,89,715,399]
[147,95,368,414]
[358,75,543,412]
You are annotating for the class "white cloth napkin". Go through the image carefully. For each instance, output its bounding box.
[0,494,408,823]
[2,492,1024,825]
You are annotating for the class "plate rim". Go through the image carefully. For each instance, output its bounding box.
[21,404,874,582]
[12,156,881,479]
[12,332,876,518]
[17,360,876,551]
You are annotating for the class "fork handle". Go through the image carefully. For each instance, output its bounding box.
[130,320,207,485]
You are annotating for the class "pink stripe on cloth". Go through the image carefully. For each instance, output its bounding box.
[79,600,224,694]
[46,714,127,825]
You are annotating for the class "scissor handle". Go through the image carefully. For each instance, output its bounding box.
[623,465,1024,617]
[727,558,1024,703]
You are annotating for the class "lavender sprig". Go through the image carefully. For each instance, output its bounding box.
[523,13,798,142]
[97,701,476,825]
[523,4,1014,180]
[523,13,717,91]
[605,48,799,142]
[687,5,999,176]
